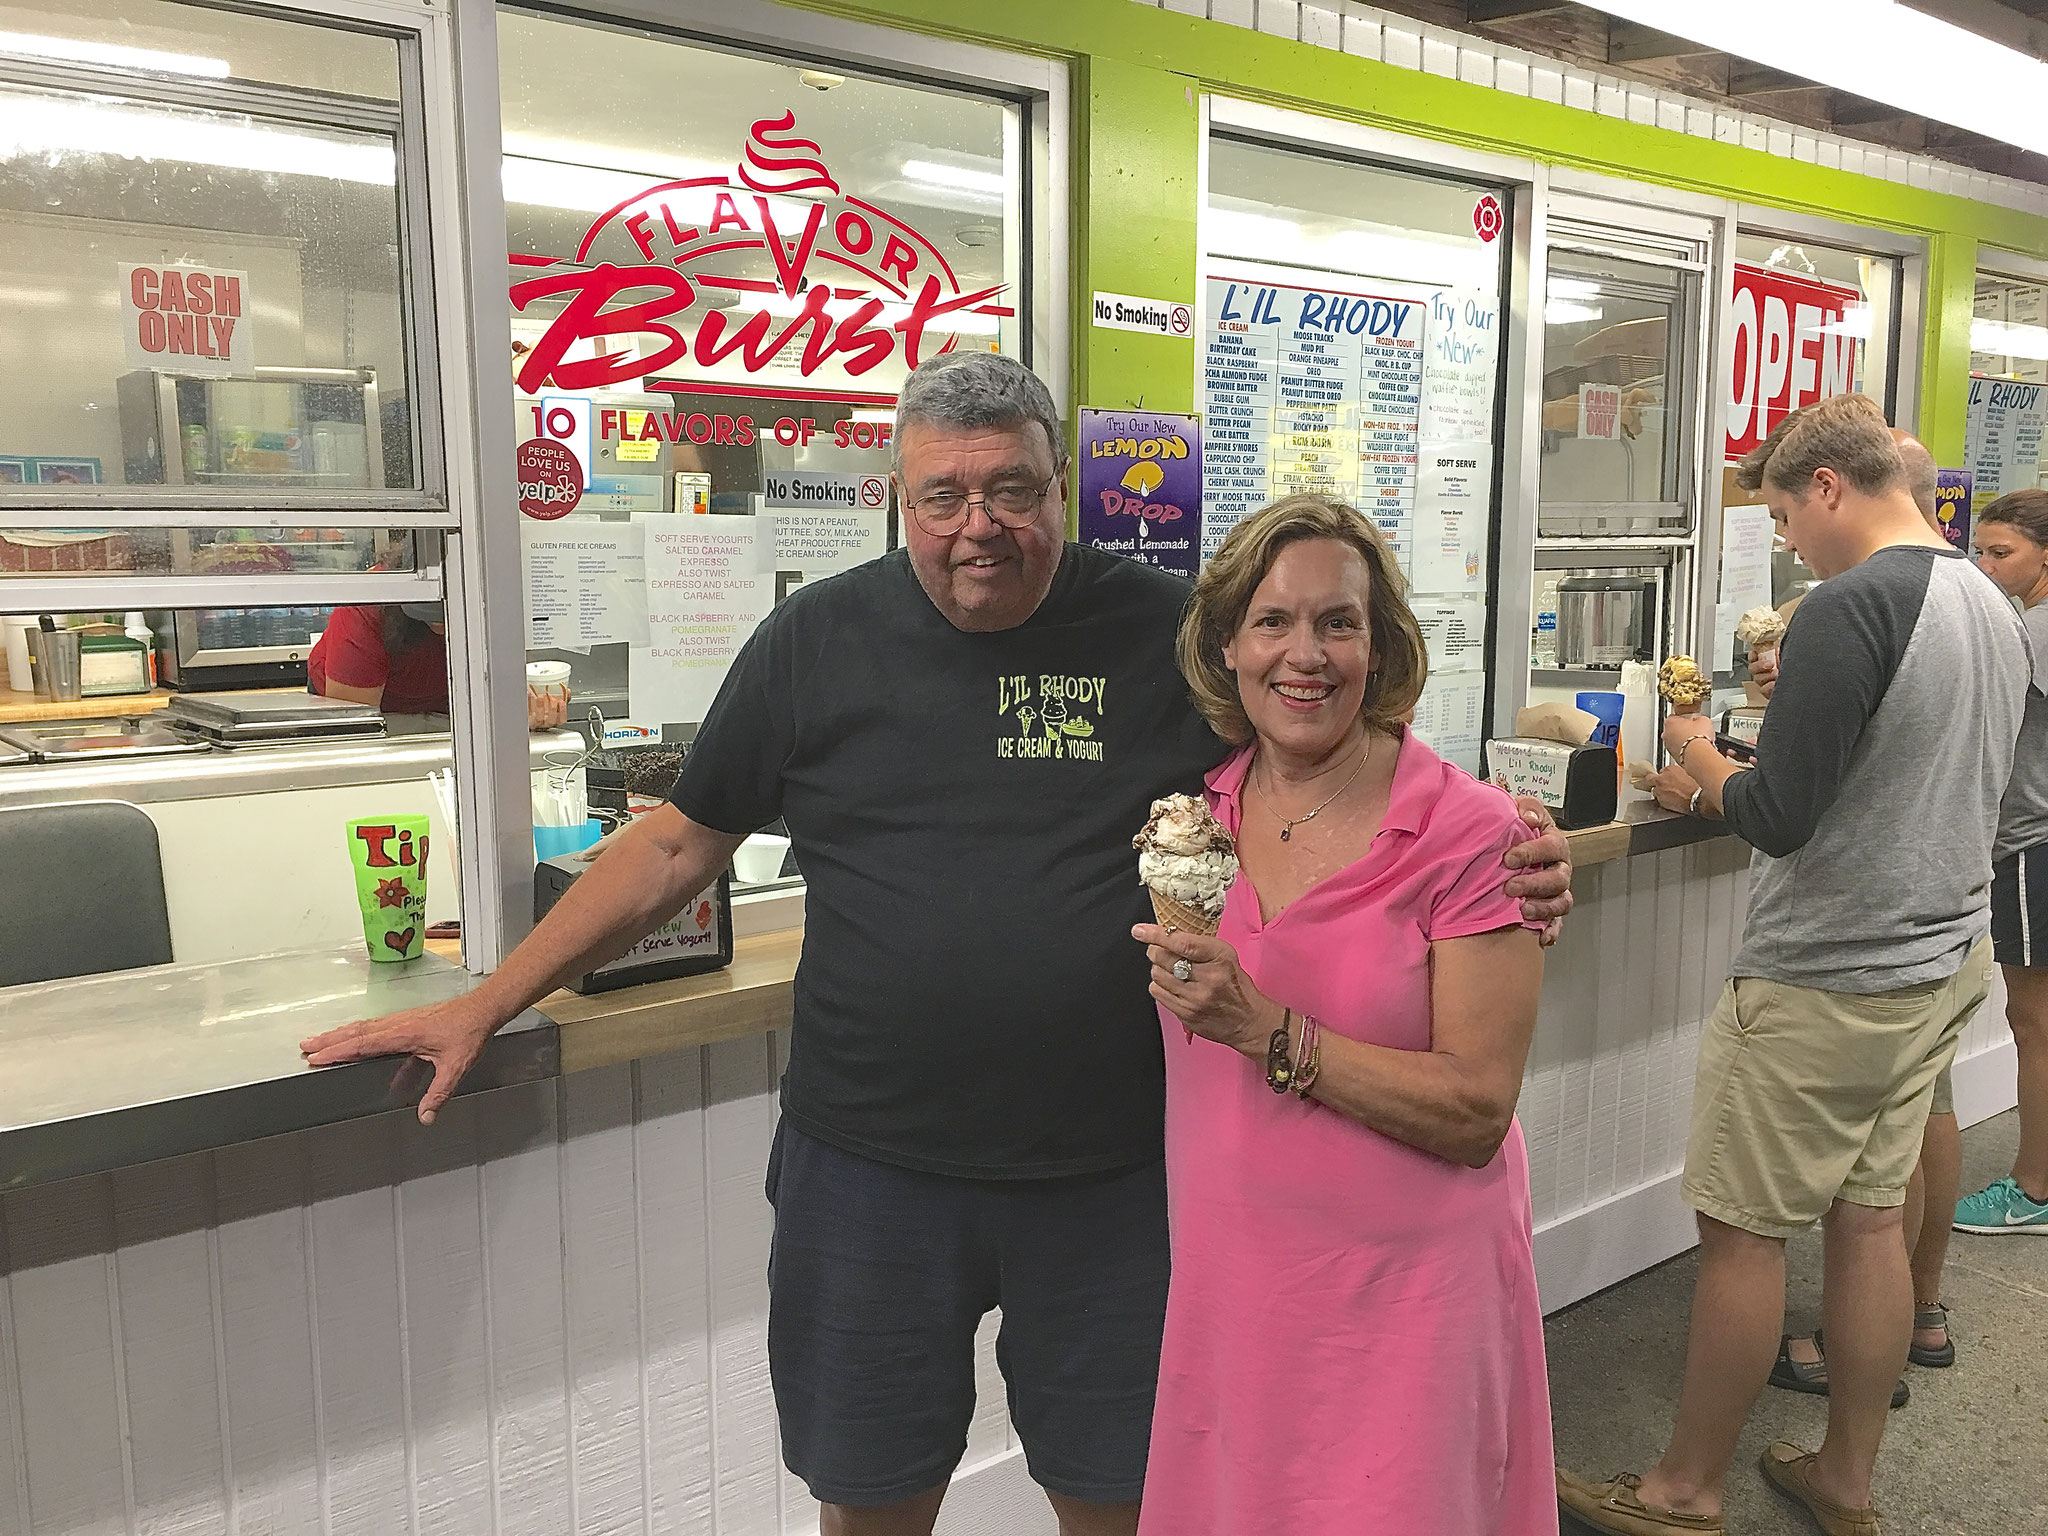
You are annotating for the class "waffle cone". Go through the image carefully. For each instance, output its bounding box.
[1148,888,1219,938]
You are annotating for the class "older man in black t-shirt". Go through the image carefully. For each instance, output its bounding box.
[305,353,1572,1536]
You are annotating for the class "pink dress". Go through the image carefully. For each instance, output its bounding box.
[1139,731,1558,1536]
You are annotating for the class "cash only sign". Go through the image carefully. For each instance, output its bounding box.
[510,110,1015,431]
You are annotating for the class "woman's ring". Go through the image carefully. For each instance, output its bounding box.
[1172,958,1195,983]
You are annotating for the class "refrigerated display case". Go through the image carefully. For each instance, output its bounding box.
[117,366,384,490]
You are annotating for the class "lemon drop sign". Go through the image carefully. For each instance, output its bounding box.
[1077,407,1203,579]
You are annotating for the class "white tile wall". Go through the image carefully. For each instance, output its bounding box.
[1128,0,2048,217]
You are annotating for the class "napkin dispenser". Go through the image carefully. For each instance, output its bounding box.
[1484,737,1618,829]
[534,855,732,993]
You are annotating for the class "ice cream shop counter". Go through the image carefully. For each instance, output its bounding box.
[0,929,805,1192]
[1559,800,1735,867]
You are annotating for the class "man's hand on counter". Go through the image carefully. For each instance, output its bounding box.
[300,996,501,1125]
[1504,797,1573,947]
[301,804,747,1123]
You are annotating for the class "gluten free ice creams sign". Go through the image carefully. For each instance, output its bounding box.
[121,263,253,376]
[1078,408,1203,579]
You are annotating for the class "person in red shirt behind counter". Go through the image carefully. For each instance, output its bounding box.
[308,602,568,730]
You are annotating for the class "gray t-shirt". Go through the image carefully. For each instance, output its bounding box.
[1993,600,2048,863]
[1724,546,2029,993]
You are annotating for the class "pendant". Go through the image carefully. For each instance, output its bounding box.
[1279,825,1292,841]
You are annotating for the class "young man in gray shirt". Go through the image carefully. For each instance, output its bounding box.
[1558,393,2029,1536]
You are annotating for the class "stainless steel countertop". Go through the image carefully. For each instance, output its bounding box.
[0,726,582,808]
[0,946,556,1191]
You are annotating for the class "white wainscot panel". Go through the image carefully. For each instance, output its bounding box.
[0,1053,1044,1536]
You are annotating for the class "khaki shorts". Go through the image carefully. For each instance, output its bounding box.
[1683,939,1992,1239]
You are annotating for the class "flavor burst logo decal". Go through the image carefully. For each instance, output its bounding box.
[510,111,1015,394]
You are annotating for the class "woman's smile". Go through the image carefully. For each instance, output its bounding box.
[1272,677,1339,711]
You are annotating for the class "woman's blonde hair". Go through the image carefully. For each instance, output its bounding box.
[1177,494,1429,747]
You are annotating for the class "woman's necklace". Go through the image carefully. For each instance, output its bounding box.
[1250,736,1371,842]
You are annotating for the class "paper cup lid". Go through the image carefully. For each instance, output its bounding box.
[526,660,572,685]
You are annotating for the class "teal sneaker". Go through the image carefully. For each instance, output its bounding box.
[1953,1176,2048,1234]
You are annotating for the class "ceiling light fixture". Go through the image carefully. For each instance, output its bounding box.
[0,30,230,77]
[900,157,1006,194]
[0,94,393,182]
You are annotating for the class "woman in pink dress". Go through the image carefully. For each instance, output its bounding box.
[1133,494,1556,1535]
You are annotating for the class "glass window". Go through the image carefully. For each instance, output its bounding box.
[0,2,423,501]
[499,9,1028,887]
[1966,266,2048,517]
[1202,136,1510,774]
[1537,249,1691,521]
[1724,232,1901,618]
[1,3,476,984]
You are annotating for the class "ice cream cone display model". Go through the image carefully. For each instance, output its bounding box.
[1133,793,1239,937]
[1657,654,1711,715]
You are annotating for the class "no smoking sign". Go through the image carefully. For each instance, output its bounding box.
[859,475,888,509]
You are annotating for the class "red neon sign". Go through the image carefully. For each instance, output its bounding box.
[511,111,1014,395]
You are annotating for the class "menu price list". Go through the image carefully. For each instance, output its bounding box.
[1202,271,1500,774]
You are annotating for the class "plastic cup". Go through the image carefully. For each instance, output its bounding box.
[534,818,602,862]
[1575,690,1625,748]
[345,815,430,962]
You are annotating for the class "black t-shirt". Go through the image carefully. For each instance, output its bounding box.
[670,544,1226,1177]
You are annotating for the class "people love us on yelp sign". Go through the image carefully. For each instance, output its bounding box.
[509,111,1014,396]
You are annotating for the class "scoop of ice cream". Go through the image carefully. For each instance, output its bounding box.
[1133,793,1239,917]
[1734,606,1787,650]
[1658,654,1710,707]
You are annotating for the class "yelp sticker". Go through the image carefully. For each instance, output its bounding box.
[518,439,583,520]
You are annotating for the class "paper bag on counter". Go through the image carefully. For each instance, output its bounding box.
[1618,660,1658,806]
[1513,702,1597,747]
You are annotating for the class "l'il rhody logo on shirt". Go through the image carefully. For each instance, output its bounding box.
[998,674,1107,762]
[510,112,1015,396]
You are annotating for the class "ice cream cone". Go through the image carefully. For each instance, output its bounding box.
[1149,888,1218,938]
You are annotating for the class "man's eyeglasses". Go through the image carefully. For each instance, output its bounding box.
[906,470,1062,536]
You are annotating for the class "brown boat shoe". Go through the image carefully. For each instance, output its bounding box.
[1758,1442,1884,1535]
[1556,1466,1727,1535]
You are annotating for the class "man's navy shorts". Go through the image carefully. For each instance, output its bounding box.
[765,1119,1169,1508]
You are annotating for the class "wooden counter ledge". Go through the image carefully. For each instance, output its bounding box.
[0,683,173,723]
[536,928,801,1074]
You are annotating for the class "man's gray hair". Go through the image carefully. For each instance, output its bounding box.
[892,352,1066,473]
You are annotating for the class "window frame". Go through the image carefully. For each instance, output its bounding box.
[0,3,451,527]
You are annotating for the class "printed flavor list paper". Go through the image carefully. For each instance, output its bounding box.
[522,521,649,650]
[1202,268,1502,774]
[1966,376,2048,512]
[629,515,775,726]
[1203,276,1426,563]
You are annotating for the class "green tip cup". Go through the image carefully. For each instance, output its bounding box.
[345,815,431,962]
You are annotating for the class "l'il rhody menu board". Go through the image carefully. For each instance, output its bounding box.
[1202,268,1501,771]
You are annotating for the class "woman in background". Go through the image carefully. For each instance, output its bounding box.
[1958,489,2048,1240]
[310,602,567,731]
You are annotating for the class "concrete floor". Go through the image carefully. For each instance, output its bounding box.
[1548,1109,2048,1535]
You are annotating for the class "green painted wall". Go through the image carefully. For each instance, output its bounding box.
[790,0,2048,454]
[1073,55,1201,420]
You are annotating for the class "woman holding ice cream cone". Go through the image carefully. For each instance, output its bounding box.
[1129,493,1554,1536]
